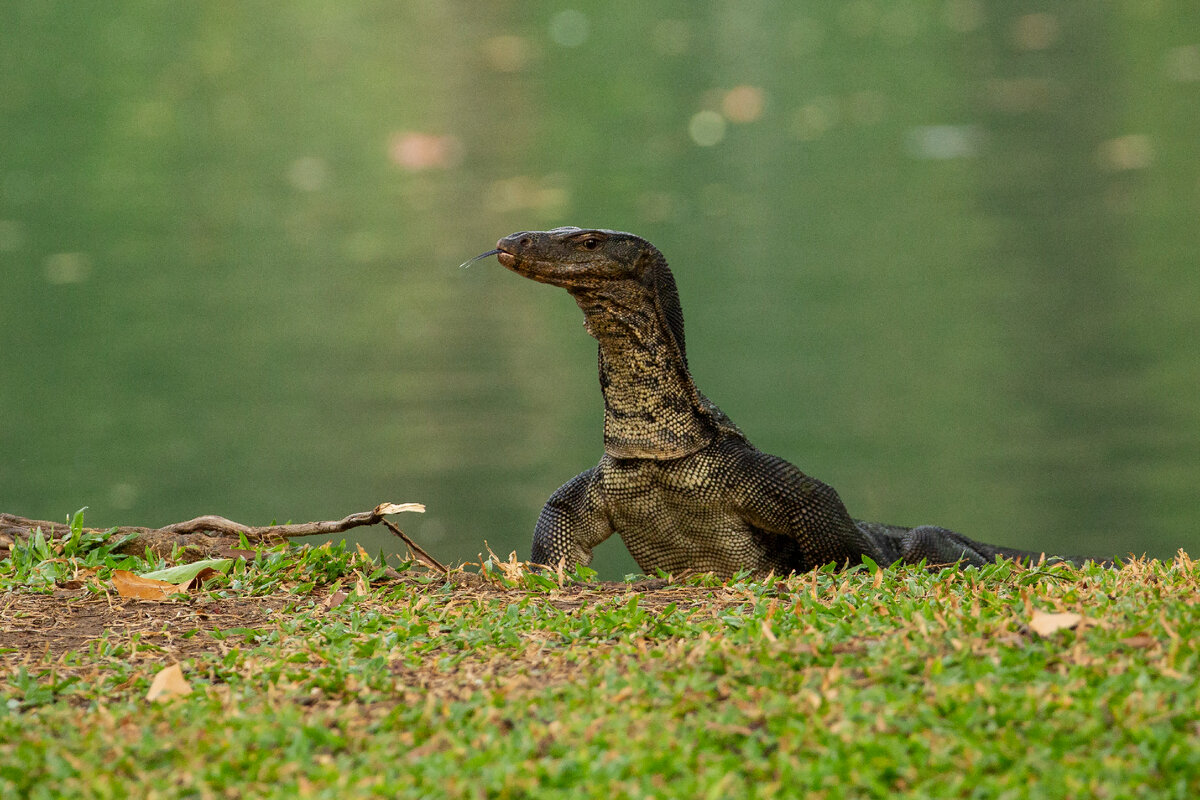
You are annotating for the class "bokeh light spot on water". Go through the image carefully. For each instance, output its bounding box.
[689,110,726,146]
[789,100,837,140]
[1096,135,1154,171]
[483,35,531,72]
[906,125,980,160]
[0,220,26,252]
[637,191,677,224]
[1011,12,1059,51]
[109,482,139,511]
[287,156,329,192]
[722,86,765,124]
[986,77,1059,113]
[197,38,235,77]
[549,10,589,48]
[943,0,985,34]
[343,230,385,264]
[388,132,463,172]
[653,19,691,56]
[43,252,92,285]
[485,175,570,216]
[1164,45,1200,83]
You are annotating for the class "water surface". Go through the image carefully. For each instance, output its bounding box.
[2,3,1198,575]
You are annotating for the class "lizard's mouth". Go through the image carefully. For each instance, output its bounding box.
[496,250,517,268]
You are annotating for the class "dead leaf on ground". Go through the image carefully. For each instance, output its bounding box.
[146,663,193,702]
[175,567,222,593]
[1029,610,1083,636]
[322,590,349,612]
[1120,633,1158,649]
[111,570,179,601]
[214,546,259,559]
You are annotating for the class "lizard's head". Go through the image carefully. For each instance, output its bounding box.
[492,227,657,289]
[487,226,690,365]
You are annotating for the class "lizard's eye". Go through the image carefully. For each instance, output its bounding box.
[581,238,600,250]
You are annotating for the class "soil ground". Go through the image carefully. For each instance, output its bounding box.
[0,573,737,692]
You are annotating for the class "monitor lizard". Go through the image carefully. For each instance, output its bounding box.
[478,226,1076,576]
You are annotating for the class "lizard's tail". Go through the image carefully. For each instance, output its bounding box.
[855,520,1109,568]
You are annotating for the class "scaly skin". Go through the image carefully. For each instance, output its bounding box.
[490,227,1067,576]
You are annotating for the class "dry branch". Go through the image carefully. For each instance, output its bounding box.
[381,518,450,576]
[0,502,435,563]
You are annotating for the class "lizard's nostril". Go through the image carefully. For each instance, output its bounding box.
[519,237,532,247]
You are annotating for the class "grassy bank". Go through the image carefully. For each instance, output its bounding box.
[1,522,1197,798]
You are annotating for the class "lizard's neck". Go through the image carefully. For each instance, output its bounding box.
[571,288,715,460]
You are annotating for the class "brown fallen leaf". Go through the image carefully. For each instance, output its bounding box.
[322,590,349,611]
[176,567,221,593]
[1029,610,1083,636]
[213,545,260,560]
[72,566,101,582]
[111,570,179,601]
[146,663,193,702]
[1120,633,1158,649]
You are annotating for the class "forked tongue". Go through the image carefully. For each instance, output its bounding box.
[459,249,502,269]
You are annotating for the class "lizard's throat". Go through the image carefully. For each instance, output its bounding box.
[588,320,715,461]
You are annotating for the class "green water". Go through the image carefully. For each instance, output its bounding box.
[2,2,1198,576]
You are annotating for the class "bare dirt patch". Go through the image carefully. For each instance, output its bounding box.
[1,589,295,666]
[1,573,754,681]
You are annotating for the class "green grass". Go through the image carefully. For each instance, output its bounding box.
[2,521,1198,798]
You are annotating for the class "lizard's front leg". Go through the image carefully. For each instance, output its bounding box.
[531,466,613,570]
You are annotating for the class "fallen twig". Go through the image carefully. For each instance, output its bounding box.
[381,518,450,576]
[0,502,430,562]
